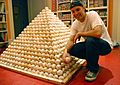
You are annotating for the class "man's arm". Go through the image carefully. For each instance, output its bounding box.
[65,35,75,53]
[62,35,75,63]
[74,25,102,43]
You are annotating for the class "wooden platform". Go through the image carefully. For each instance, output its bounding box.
[0,59,86,85]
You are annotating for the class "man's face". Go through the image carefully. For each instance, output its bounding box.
[71,6,86,22]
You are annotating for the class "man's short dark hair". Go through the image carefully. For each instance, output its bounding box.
[70,0,84,9]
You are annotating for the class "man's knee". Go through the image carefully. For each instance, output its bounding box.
[86,37,97,44]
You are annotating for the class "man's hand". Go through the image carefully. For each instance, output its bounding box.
[62,51,72,64]
[74,32,82,43]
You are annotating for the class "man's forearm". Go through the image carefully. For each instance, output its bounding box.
[65,40,74,53]
[78,25,102,38]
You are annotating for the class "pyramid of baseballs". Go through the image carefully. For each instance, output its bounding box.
[0,7,85,84]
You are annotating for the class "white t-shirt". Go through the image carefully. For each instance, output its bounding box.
[71,11,113,48]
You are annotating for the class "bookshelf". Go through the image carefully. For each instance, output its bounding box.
[51,0,113,36]
[0,0,8,47]
[87,0,108,27]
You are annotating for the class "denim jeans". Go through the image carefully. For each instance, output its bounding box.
[69,37,112,73]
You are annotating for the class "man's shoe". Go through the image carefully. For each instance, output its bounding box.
[85,70,99,82]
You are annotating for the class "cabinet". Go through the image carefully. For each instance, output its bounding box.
[52,0,113,35]
[0,0,8,47]
[87,0,108,27]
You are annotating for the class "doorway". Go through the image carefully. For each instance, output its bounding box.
[12,0,29,37]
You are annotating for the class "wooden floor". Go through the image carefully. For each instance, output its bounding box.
[0,47,120,85]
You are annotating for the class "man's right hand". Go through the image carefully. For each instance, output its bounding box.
[62,50,72,64]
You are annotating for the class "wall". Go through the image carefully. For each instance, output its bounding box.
[112,0,120,43]
[45,0,52,10]
[27,0,45,22]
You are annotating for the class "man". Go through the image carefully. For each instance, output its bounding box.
[62,0,113,82]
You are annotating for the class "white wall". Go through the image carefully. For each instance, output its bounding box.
[27,0,53,22]
[27,0,46,22]
[45,0,52,10]
[112,0,120,43]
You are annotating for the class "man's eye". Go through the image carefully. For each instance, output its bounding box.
[76,8,80,11]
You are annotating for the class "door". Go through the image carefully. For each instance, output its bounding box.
[12,0,29,37]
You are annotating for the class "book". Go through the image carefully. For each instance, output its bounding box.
[0,2,5,12]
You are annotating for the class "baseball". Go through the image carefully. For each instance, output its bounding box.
[65,57,71,64]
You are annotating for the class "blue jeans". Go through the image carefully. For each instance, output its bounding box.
[69,37,112,73]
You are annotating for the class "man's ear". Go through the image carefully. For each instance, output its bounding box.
[83,7,87,12]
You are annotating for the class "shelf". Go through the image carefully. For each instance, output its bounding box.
[58,0,71,11]
[0,0,8,45]
[0,41,8,44]
[58,10,71,13]
[89,6,107,10]
[0,30,7,33]
[0,21,6,23]
[0,12,6,14]
[58,1,71,4]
